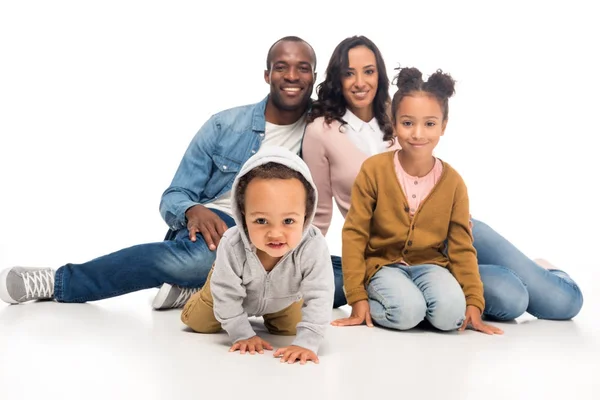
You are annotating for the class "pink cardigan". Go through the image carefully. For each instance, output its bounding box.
[301,116,399,236]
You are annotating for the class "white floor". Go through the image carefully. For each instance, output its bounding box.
[1,272,599,400]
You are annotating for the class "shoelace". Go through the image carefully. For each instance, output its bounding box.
[23,269,55,299]
[172,287,199,308]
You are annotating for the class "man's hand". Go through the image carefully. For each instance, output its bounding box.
[185,205,228,250]
[460,305,504,335]
[273,345,319,365]
[331,299,373,327]
[229,336,273,355]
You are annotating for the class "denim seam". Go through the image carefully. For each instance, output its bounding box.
[54,268,64,301]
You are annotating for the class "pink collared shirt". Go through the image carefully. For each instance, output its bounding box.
[393,150,443,217]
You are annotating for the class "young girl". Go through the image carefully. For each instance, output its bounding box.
[332,67,502,334]
[180,146,335,364]
[302,35,583,322]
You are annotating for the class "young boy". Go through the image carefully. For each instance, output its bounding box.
[180,146,335,365]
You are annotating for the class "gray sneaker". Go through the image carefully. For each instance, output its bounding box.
[152,283,199,310]
[0,267,55,304]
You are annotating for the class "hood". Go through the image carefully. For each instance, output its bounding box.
[230,145,318,250]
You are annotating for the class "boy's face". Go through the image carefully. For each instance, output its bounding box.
[243,177,307,269]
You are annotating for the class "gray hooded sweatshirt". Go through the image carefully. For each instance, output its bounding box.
[209,145,335,354]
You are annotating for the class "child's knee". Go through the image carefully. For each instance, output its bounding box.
[378,298,427,330]
[427,295,467,331]
[181,292,221,333]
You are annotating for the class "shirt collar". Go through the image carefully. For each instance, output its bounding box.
[343,108,379,133]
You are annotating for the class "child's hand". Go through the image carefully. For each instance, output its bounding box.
[229,335,273,354]
[273,345,319,365]
[460,305,504,335]
[330,299,373,327]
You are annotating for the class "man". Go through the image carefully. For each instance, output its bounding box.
[0,36,318,310]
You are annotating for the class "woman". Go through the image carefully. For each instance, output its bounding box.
[301,35,583,321]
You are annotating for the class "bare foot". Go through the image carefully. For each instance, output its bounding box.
[533,258,556,270]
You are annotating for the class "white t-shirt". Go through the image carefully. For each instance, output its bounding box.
[204,115,307,217]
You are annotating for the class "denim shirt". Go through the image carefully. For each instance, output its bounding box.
[159,96,271,232]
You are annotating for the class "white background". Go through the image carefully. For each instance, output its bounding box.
[1,3,599,400]
[1,0,598,285]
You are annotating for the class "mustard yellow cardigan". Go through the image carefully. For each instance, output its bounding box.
[342,151,485,311]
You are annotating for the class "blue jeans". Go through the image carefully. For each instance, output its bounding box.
[54,209,236,303]
[332,256,525,320]
[368,264,466,331]
[472,219,583,320]
[332,220,583,320]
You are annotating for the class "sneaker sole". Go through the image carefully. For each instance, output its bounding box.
[152,283,173,310]
[0,268,18,304]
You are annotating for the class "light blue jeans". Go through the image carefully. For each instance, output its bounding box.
[367,264,466,331]
[332,219,584,321]
[332,256,530,320]
[472,219,583,320]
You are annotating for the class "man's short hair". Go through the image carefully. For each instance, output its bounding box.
[265,36,317,71]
